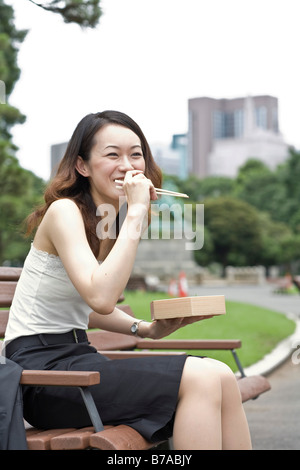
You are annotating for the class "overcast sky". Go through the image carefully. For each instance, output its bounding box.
[6,0,300,180]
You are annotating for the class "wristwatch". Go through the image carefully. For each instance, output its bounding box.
[130,320,143,336]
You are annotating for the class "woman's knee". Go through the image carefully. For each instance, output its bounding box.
[183,356,234,378]
[179,357,239,402]
[178,357,223,404]
[202,358,243,404]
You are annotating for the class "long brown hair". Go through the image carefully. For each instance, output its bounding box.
[26,110,162,256]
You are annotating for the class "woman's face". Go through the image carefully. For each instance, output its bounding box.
[77,124,146,206]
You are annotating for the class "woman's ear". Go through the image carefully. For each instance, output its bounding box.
[76,156,90,177]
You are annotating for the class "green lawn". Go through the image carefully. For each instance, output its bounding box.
[123,290,296,372]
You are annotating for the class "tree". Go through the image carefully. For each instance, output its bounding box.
[0,136,45,264]
[234,159,288,224]
[256,212,295,269]
[279,148,300,232]
[0,1,27,138]
[163,173,235,202]
[0,1,44,264]
[282,148,300,201]
[234,153,300,234]
[0,0,103,264]
[28,0,102,27]
[196,175,235,201]
[194,197,264,272]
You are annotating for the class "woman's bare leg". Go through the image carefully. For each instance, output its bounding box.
[172,357,252,450]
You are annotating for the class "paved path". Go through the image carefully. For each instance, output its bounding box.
[244,357,300,450]
[188,282,300,319]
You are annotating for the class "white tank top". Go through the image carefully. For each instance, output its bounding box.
[3,244,92,347]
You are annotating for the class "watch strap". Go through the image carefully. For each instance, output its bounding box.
[131,320,144,336]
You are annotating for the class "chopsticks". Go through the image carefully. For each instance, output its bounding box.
[154,188,189,198]
[114,180,189,198]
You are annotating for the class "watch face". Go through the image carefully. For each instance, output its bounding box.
[131,323,138,334]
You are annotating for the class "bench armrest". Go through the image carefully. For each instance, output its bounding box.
[20,370,100,387]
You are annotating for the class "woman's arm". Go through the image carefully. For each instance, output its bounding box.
[89,308,213,339]
[89,308,148,336]
[40,197,149,315]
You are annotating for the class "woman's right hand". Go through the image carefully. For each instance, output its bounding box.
[140,315,214,340]
[122,171,157,213]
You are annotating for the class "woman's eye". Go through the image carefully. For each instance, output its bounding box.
[106,153,119,158]
[131,152,143,158]
[104,152,143,159]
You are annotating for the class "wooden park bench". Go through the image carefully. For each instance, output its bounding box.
[0,266,271,450]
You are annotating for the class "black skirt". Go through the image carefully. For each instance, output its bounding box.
[7,337,188,443]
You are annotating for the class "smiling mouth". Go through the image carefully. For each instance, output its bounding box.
[114,178,125,191]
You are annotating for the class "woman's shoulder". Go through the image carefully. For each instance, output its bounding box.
[35,198,86,255]
[49,198,80,211]
[42,198,83,231]
[46,198,81,219]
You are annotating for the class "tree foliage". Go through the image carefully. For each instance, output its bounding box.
[194,197,264,270]
[162,173,235,202]
[0,134,45,265]
[0,1,27,138]
[164,148,300,272]
[0,0,103,265]
[0,1,44,264]
[28,0,102,27]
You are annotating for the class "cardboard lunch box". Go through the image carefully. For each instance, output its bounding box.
[150,295,226,320]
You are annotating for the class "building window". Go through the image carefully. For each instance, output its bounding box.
[224,113,234,138]
[234,109,244,137]
[272,107,279,133]
[255,106,267,129]
[213,109,244,139]
[213,111,225,139]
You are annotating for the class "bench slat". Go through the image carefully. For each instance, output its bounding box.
[0,267,22,281]
[0,310,9,337]
[0,281,17,308]
[136,339,242,350]
[90,424,154,451]
[26,428,75,451]
[50,426,96,450]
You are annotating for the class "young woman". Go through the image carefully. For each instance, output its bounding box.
[4,111,252,450]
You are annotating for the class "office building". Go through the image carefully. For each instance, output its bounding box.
[151,134,188,179]
[188,95,289,178]
[50,142,68,178]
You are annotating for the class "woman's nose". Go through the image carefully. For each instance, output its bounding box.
[118,156,134,171]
